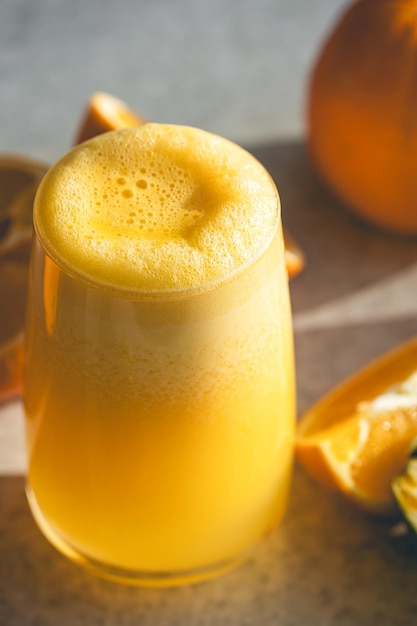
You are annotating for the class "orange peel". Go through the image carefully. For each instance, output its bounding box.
[74,91,145,144]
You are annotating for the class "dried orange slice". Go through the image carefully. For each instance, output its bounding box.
[0,155,48,402]
[74,91,145,144]
[296,338,417,515]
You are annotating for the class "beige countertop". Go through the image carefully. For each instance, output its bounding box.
[2,0,417,624]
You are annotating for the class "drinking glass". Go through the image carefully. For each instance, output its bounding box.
[23,126,295,586]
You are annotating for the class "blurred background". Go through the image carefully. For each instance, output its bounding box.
[1,0,349,162]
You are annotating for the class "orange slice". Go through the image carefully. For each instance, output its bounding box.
[74,91,145,144]
[0,155,48,403]
[296,338,417,515]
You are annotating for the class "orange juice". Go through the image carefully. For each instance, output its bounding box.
[23,125,295,585]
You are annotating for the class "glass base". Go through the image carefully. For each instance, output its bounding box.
[26,485,249,587]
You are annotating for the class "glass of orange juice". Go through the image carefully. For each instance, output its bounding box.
[23,124,295,586]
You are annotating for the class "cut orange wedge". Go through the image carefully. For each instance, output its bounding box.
[296,338,417,515]
[74,91,145,144]
[0,155,48,403]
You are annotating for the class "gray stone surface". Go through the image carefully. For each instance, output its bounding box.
[3,1,417,624]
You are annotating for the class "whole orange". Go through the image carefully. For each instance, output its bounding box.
[307,0,417,235]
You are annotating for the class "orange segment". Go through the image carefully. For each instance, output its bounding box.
[0,155,48,403]
[351,408,417,502]
[298,405,417,514]
[296,338,417,515]
[297,411,364,491]
[74,92,145,144]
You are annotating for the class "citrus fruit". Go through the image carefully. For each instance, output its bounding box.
[0,155,48,403]
[307,0,417,234]
[74,91,145,144]
[296,338,417,515]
